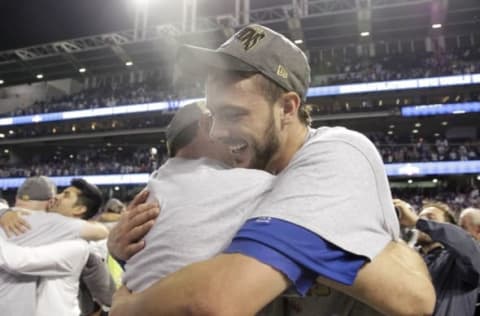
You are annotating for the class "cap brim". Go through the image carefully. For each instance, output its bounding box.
[176,44,257,77]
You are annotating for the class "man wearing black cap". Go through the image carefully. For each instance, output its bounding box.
[109,25,435,316]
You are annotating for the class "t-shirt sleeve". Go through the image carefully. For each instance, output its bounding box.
[26,213,87,243]
[0,239,89,277]
[224,218,367,295]
[248,131,399,259]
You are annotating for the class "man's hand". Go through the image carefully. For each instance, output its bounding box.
[393,199,419,228]
[0,210,31,237]
[110,286,135,316]
[107,190,159,261]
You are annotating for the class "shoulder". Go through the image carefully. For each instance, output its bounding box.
[308,127,376,151]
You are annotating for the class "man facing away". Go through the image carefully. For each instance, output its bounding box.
[109,24,435,316]
[122,101,274,292]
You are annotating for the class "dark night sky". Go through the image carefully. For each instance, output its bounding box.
[0,0,290,51]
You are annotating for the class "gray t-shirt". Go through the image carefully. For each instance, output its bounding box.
[251,127,399,259]
[251,127,399,316]
[123,157,274,292]
[0,211,85,315]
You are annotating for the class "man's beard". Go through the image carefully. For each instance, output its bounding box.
[250,112,280,171]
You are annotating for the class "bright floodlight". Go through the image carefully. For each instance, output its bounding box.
[36,74,44,79]
[432,24,442,29]
[294,39,303,44]
[360,31,370,37]
[79,68,86,73]
[0,80,4,85]
[125,61,134,67]
[135,0,149,7]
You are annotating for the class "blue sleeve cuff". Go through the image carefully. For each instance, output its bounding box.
[224,218,367,295]
[226,238,316,295]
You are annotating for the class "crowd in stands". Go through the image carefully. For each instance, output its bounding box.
[1,48,480,118]
[0,136,478,177]
[393,186,480,217]
[311,47,480,85]
[368,133,480,163]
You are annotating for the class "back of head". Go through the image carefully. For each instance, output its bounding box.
[460,207,480,224]
[16,176,57,210]
[422,201,457,225]
[166,101,208,158]
[71,178,103,220]
[103,198,125,214]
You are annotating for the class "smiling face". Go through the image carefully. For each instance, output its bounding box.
[206,72,283,170]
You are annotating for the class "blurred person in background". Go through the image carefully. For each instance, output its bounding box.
[460,207,480,241]
[0,177,113,316]
[395,199,480,316]
[97,198,126,230]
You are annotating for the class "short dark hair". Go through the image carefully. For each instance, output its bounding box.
[71,178,103,220]
[423,201,457,225]
[209,71,312,126]
[168,121,199,157]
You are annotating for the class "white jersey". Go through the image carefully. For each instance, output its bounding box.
[0,211,86,316]
[123,157,274,292]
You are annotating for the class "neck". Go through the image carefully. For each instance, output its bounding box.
[14,199,47,211]
[420,242,443,255]
[265,122,309,174]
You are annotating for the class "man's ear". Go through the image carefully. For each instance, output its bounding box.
[280,92,301,126]
[198,113,213,134]
[72,205,87,218]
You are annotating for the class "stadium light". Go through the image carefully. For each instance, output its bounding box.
[134,0,149,7]
[477,175,480,181]
[0,133,4,138]
[441,121,448,126]
[387,130,393,135]
[414,122,421,127]
[3,149,9,154]
[0,80,4,85]
[360,32,370,37]
[412,129,419,134]
[432,178,438,183]
[125,61,134,67]
[408,179,413,184]
[78,68,86,73]
[294,39,303,44]
[432,24,442,29]
[36,74,44,79]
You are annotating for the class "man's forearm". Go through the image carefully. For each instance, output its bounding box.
[0,240,85,277]
[317,241,435,316]
[111,254,289,316]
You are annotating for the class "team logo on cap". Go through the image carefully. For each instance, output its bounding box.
[235,26,266,51]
